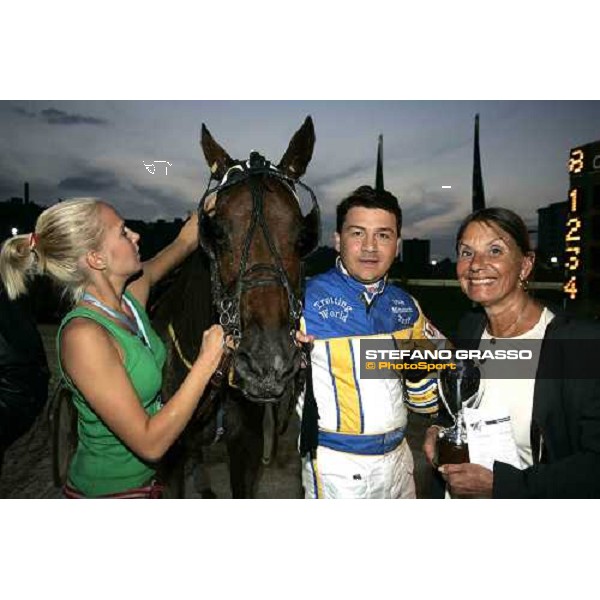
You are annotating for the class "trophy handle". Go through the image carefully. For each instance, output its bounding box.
[437,375,459,427]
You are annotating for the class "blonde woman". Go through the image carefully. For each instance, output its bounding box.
[0,198,225,498]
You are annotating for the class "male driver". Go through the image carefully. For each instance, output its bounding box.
[299,185,444,499]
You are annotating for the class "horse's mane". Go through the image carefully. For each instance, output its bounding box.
[150,248,215,361]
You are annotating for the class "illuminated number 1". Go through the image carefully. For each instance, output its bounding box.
[569,189,578,212]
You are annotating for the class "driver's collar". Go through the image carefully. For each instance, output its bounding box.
[336,257,387,304]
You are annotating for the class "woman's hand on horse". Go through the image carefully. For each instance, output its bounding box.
[197,325,225,372]
[178,212,200,253]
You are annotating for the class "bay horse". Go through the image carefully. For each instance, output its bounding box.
[152,116,320,498]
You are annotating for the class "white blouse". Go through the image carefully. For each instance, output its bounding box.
[478,307,555,468]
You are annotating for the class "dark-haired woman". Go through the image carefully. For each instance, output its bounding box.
[423,207,600,498]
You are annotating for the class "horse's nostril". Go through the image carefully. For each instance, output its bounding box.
[234,346,300,397]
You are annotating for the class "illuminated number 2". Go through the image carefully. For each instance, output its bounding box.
[565,217,581,242]
[568,149,584,174]
[564,276,578,299]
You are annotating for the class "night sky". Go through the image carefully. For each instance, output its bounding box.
[2,100,599,259]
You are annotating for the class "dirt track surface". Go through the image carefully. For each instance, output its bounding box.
[0,325,432,499]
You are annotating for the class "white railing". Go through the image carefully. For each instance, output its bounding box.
[394,279,563,290]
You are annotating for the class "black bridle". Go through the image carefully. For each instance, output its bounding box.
[198,151,320,362]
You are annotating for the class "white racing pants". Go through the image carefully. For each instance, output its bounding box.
[301,437,416,499]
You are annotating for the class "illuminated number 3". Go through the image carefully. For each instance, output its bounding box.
[566,246,580,271]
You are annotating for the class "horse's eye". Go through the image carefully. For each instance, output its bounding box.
[211,220,229,245]
[201,216,226,248]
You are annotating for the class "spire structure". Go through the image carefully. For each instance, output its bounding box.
[375,134,384,193]
[472,114,486,212]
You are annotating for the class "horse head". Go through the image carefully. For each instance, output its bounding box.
[199,116,319,403]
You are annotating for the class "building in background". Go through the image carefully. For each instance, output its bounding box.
[0,182,43,243]
[402,238,430,277]
[537,200,568,266]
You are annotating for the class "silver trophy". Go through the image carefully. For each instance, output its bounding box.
[436,359,483,465]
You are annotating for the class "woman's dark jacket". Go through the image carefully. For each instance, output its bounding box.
[431,307,600,499]
[0,288,49,451]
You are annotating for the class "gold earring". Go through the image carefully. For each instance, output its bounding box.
[519,277,529,292]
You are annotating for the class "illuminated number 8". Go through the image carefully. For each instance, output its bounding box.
[568,149,584,174]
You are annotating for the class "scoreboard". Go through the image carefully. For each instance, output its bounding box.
[565,140,600,316]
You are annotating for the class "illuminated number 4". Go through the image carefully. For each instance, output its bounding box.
[564,277,578,300]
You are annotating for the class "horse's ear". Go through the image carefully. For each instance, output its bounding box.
[277,116,315,180]
[201,123,234,180]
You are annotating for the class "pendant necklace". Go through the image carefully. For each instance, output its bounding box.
[82,293,148,346]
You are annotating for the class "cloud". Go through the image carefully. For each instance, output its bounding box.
[130,183,195,216]
[8,104,109,126]
[40,108,109,126]
[401,187,468,244]
[309,159,373,189]
[58,169,119,192]
[11,106,36,119]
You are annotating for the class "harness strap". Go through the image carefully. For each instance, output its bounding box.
[262,404,275,465]
[212,403,225,445]
[300,354,319,460]
[168,321,232,442]
[167,322,193,370]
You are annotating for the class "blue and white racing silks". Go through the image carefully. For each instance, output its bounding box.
[299,261,447,498]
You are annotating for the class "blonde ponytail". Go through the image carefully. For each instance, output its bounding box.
[0,234,37,299]
[0,198,105,302]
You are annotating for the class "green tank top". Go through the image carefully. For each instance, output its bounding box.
[57,291,166,497]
